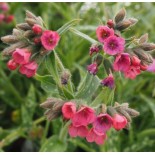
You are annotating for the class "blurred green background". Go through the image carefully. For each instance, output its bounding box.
[0,2,155,152]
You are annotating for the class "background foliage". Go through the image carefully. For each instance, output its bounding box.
[0,2,155,152]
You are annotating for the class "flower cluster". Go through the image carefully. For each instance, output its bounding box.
[0,2,14,24]
[60,101,139,145]
[87,8,155,81]
[1,10,60,77]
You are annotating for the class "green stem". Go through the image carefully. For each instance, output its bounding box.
[41,121,50,145]
[59,121,70,141]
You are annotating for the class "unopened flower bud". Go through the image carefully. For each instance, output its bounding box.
[7,59,18,70]
[107,106,117,116]
[87,63,98,75]
[139,43,155,51]
[44,109,60,121]
[13,28,22,36]
[114,8,126,24]
[32,24,42,35]
[128,18,138,26]
[1,35,19,44]
[26,10,37,20]
[101,74,115,89]
[16,23,31,31]
[125,108,140,117]
[89,44,102,56]
[33,37,41,45]
[107,19,115,28]
[25,18,38,27]
[24,30,35,38]
[61,69,71,85]
[140,63,148,71]
[115,19,131,31]
[52,101,64,112]
[139,33,148,44]
[131,55,141,66]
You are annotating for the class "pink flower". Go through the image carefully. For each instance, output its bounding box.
[140,64,148,71]
[113,53,131,72]
[96,26,114,43]
[124,65,141,79]
[62,102,76,119]
[69,124,88,138]
[131,56,141,66]
[93,114,113,135]
[103,35,125,55]
[101,74,115,89]
[19,61,38,78]
[7,59,18,70]
[0,2,9,11]
[4,15,14,23]
[12,48,31,65]
[72,106,96,127]
[32,24,42,35]
[147,59,155,72]
[41,30,60,51]
[89,45,101,56]
[113,114,127,131]
[86,128,106,145]
[87,63,98,75]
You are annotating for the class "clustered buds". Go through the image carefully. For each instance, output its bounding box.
[1,10,60,77]
[87,8,155,80]
[50,101,139,145]
[0,2,14,24]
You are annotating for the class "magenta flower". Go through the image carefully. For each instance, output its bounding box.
[32,24,42,35]
[103,35,125,55]
[147,59,155,72]
[87,63,98,75]
[7,59,18,70]
[89,45,100,56]
[101,74,115,89]
[96,26,114,43]
[72,106,96,127]
[113,53,131,72]
[69,124,88,138]
[62,102,76,119]
[124,65,141,79]
[93,114,113,135]
[113,114,127,131]
[41,30,60,51]
[0,2,9,11]
[19,61,38,78]
[86,128,106,145]
[12,48,31,65]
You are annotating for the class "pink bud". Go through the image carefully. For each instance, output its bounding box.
[107,19,114,28]
[33,37,41,44]
[19,61,38,78]
[101,74,115,89]
[12,48,31,65]
[140,64,148,71]
[4,15,14,23]
[32,24,42,35]
[87,63,98,75]
[131,56,141,66]
[62,102,76,119]
[113,114,127,131]
[7,59,18,70]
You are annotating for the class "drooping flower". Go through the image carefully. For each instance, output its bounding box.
[72,106,96,127]
[101,74,115,89]
[113,114,127,131]
[113,53,131,72]
[131,56,141,66]
[124,65,141,79]
[62,102,76,119]
[7,59,18,70]
[96,26,114,43]
[12,48,31,65]
[19,61,38,78]
[87,63,98,75]
[32,24,42,35]
[41,30,60,51]
[69,124,88,138]
[93,114,113,135]
[147,59,155,72]
[103,35,125,55]
[86,128,106,145]
[89,44,101,56]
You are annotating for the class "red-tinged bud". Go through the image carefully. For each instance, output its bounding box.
[33,37,41,44]
[89,44,102,56]
[7,59,18,70]
[107,19,114,28]
[32,24,42,35]
[4,15,14,23]
[140,64,148,71]
[87,63,98,75]
[131,56,141,66]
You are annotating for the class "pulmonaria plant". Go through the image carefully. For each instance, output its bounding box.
[0,2,14,24]
[2,9,152,147]
[1,10,60,77]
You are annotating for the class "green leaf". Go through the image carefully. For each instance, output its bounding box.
[75,72,100,102]
[40,135,67,152]
[57,19,82,35]
[34,74,57,93]
[70,27,98,44]
[138,129,155,139]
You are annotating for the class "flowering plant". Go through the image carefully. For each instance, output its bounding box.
[1,7,155,149]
